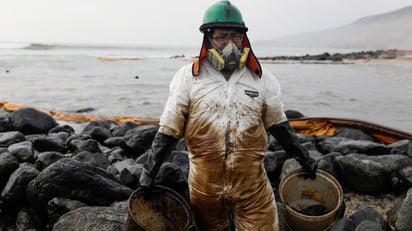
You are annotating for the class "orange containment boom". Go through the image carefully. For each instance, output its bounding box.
[1,101,412,144]
[0,101,160,126]
[289,117,412,144]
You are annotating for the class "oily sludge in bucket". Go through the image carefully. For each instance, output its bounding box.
[279,169,343,231]
[124,185,194,231]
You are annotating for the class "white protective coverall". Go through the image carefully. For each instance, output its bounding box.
[158,61,287,230]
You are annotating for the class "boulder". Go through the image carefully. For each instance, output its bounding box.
[67,138,101,154]
[81,120,117,135]
[119,168,135,187]
[1,163,39,205]
[399,166,412,187]
[15,206,44,231]
[7,141,34,163]
[123,125,158,157]
[336,154,412,193]
[356,220,383,231]
[26,158,133,218]
[34,151,65,171]
[386,198,404,228]
[32,135,67,153]
[0,111,11,132]
[388,139,412,156]
[48,124,75,135]
[156,162,189,200]
[334,127,375,141]
[112,158,138,173]
[0,131,26,148]
[47,197,86,226]
[111,121,138,137]
[169,150,190,179]
[264,151,289,182]
[317,152,342,179]
[10,108,58,135]
[317,137,391,155]
[330,217,355,231]
[104,137,127,149]
[0,152,19,190]
[284,109,304,119]
[83,126,113,144]
[106,147,126,163]
[395,188,412,231]
[52,206,127,231]
[73,151,111,170]
[349,207,391,231]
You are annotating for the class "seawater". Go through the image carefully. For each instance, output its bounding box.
[0,42,411,132]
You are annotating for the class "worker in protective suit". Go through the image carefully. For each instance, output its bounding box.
[139,1,318,230]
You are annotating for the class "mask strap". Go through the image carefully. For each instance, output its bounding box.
[239,47,250,69]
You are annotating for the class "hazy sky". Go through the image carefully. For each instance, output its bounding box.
[1,0,411,47]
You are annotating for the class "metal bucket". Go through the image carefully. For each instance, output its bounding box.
[279,169,343,231]
[124,185,193,231]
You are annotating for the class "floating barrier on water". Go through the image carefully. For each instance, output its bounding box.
[1,100,411,144]
[289,117,412,144]
[0,101,159,126]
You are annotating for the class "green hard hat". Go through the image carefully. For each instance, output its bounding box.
[199,1,248,33]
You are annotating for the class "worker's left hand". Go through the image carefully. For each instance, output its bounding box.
[300,157,318,179]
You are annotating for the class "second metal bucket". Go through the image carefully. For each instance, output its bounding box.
[279,169,343,231]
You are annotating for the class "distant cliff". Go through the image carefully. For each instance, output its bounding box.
[255,5,412,50]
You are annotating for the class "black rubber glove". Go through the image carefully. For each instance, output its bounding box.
[268,121,318,179]
[139,132,178,189]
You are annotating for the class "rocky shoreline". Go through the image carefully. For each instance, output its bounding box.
[257,49,412,64]
[1,107,412,230]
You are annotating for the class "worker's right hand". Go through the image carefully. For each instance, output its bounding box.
[139,167,155,189]
[139,168,156,199]
[137,132,178,189]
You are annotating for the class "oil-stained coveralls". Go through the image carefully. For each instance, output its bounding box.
[158,62,286,230]
[140,60,317,230]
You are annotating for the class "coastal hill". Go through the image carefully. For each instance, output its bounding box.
[255,5,412,50]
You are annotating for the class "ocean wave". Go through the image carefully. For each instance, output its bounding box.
[0,42,57,50]
[98,56,143,62]
[0,41,199,59]
[0,42,124,50]
[24,43,57,50]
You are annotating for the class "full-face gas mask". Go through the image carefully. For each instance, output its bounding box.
[207,42,250,72]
